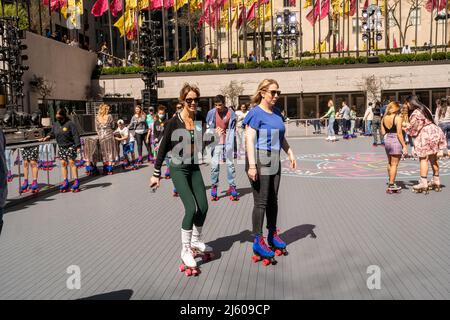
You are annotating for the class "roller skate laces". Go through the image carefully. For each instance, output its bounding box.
[252,235,277,266]
[268,229,288,256]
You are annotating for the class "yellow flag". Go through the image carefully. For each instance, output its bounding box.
[320,40,327,52]
[114,9,135,38]
[137,0,149,10]
[304,0,312,8]
[127,0,138,9]
[179,48,197,62]
[189,0,201,11]
[332,0,342,16]
[175,0,188,10]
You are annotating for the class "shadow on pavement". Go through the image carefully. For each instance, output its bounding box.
[78,289,133,300]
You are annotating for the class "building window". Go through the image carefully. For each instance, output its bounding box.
[408,8,421,26]
[283,0,295,7]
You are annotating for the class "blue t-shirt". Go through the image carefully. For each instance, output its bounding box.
[242,106,285,151]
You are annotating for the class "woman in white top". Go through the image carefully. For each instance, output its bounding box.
[235,103,249,157]
[363,103,374,136]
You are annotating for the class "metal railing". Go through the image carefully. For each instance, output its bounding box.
[285,117,367,137]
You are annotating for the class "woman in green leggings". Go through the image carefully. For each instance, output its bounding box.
[150,83,211,273]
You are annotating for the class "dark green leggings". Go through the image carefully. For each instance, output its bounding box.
[171,164,208,230]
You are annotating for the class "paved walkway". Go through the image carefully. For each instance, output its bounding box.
[0,137,448,300]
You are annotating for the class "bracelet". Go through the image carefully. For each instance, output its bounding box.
[249,166,257,169]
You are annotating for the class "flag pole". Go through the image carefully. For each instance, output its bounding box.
[312,0,316,59]
[318,0,322,58]
[347,0,351,56]
[429,0,434,54]
[122,0,127,63]
[107,0,115,60]
[445,0,448,54]
[384,0,388,55]
[229,4,232,62]
[162,0,167,62]
[414,0,418,53]
[38,0,43,35]
[188,2,193,63]
[174,3,179,61]
[299,0,303,59]
[356,0,359,57]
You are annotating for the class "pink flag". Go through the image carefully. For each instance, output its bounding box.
[165,0,175,8]
[43,0,66,11]
[150,0,163,10]
[393,36,398,49]
[246,2,256,21]
[237,5,246,29]
[363,0,368,10]
[427,0,447,11]
[110,0,123,17]
[289,0,296,6]
[306,0,320,26]
[91,0,109,17]
[320,0,330,20]
[349,0,357,16]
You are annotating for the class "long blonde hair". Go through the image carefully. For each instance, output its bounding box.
[97,103,110,119]
[251,79,279,105]
[385,101,400,116]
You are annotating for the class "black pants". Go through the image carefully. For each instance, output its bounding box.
[134,132,149,157]
[247,150,281,235]
[343,119,351,135]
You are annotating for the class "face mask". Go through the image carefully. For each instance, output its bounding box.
[158,114,165,120]
[197,107,202,112]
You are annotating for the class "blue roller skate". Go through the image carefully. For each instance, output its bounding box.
[37,160,43,170]
[165,168,171,179]
[30,180,39,194]
[71,179,80,193]
[173,187,179,197]
[136,156,143,165]
[121,158,130,170]
[85,164,98,176]
[106,164,113,175]
[351,133,357,138]
[251,234,276,266]
[76,159,85,168]
[268,229,288,257]
[59,179,70,193]
[19,179,29,194]
[227,185,239,201]
[211,185,218,201]
[147,154,155,163]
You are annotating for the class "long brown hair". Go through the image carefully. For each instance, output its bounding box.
[179,83,201,102]
[385,101,400,116]
[438,97,449,119]
[251,79,279,105]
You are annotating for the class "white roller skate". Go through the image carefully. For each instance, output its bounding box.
[191,225,214,262]
[179,229,200,277]
[427,175,442,192]
[412,177,429,194]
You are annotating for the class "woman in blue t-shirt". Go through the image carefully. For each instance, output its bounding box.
[243,79,297,265]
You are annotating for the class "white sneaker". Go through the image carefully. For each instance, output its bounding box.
[191,225,213,253]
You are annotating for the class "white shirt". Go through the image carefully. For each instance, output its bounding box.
[235,110,248,129]
[363,106,374,121]
[115,127,135,145]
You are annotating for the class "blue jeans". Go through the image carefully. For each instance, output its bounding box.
[366,120,372,134]
[211,144,236,186]
[439,122,450,149]
[327,117,335,137]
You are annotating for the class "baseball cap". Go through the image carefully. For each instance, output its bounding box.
[117,119,124,125]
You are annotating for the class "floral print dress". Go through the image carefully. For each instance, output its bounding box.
[405,109,447,157]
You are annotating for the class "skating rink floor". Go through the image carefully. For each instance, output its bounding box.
[1,136,449,299]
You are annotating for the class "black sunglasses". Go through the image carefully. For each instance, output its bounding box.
[185,98,200,104]
[265,90,281,97]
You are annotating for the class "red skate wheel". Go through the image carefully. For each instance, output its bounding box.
[185,269,192,276]
[275,249,282,256]
[252,255,260,263]
[262,259,270,266]
[179,264,186,272]
[192,268,200,276]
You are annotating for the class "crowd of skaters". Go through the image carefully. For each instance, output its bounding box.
[0,86,448,277]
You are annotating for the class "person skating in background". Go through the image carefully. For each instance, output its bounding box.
[341,101,351,139]
[146,106,155,163]
[435,97,450,159]
[403,96,447,193]
[149,83,211,276]
[0,128,7,236]
[114,119,136,170]
[235,103,249,158]
[321,99,336,142]
[18,146,40,194]
[372,101,383,146]
[363,102,374,136]
[244,79,297,266]
[381,102,408,193]
[40,108,81,193]
[350,106,357,138]
[151,105,172,180]
[206,95,238,201]
[129,105,150,165]
[96,104,118,175]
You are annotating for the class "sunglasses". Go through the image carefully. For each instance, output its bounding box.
[185,98,200,104]
[265,90,281,97]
